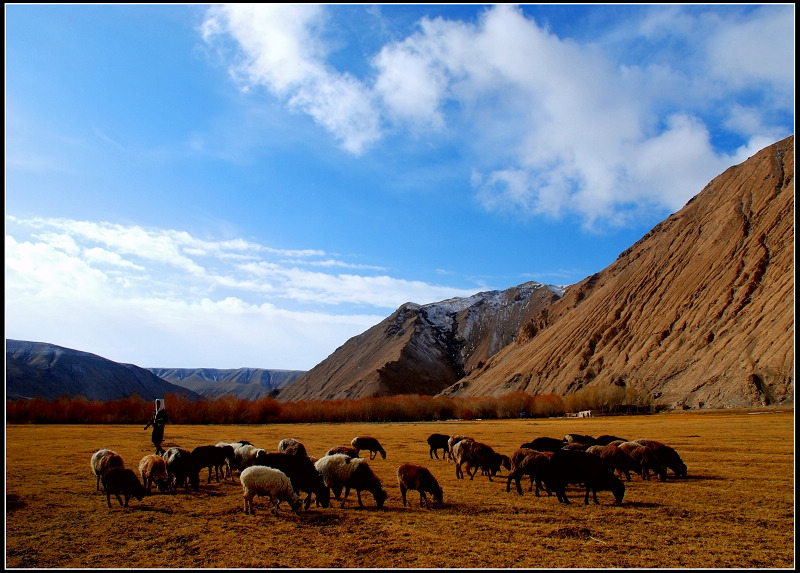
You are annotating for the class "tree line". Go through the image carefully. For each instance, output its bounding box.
[6,385,658,424]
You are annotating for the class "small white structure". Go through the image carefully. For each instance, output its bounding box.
[577,410,593,418]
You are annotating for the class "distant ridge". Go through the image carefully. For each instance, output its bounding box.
[150,367,304,400]
[5,339,200,402]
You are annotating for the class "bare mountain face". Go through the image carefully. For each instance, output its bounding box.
[150,367,304,400]
[275,282,564,402]
[5,339,200,402]
[440,136,794,409]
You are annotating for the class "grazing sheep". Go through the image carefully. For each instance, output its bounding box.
[544,449,625,505]
[315,454,387,509]
[633,438,688,478]
[240,465,303,516]
[255,452,331,510]
[351,436,386,460]
[453,439,510,481]
[506,448,552,496]
[138,454,170,493]
[278,438,308,457]
[595,434,628,446]
[561,441,592,451]
[191,445,235,484]
[163,447,200,491]
[564,433,598,446]
[617,442,667,482]
[237,444,268,470]
[426,433,452,460]
[103,467,146,508]
[326,445,359,458]
[447,435,473,460]
[585,444,640,482]
[397,464,443,509]
[215,442,238,478]
[226,441,255,475]
[342,461,387,509]
[520,437,566,452]
[91,449,124,491]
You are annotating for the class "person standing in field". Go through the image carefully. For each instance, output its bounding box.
[144,399,169,455]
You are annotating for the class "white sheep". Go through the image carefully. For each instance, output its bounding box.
[240,466,303,516]
[314,453,387,508]
[315,453,361,500]
[235,444,267,471]
[91,449,124,491]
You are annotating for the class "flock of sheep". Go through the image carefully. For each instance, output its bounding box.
[90,431,687,515]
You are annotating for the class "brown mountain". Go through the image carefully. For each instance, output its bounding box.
[275,281,564,402]
[440,135,794,409]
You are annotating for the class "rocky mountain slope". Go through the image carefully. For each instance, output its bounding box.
[5,339,200,402]
[150,367,304,400]
[275,281,563,401]
[440,135,794,409]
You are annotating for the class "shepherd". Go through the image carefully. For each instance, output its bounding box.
[144,398,169,455]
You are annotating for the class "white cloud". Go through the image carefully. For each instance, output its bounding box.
[5,217,479,369]
[202,4,381,155]
[202,5,793,230]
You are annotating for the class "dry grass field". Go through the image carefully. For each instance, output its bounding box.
[5,409,794,569]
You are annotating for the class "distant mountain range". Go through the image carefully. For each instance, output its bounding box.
[5,340,303,402]
[5,339,201,402]
[149,368,304,400]
[6,136,794,410]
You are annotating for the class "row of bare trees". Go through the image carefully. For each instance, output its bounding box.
[6,386,658,424]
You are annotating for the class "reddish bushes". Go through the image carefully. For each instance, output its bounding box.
[6,387,655,424]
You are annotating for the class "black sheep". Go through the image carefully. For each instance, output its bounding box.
[521,436,566,452]
[255,452,331,510]
[426,433,452,460]
[163,447,200,491]
[103,467,146,508]
[191,445,235,484]
[545,449,625,505]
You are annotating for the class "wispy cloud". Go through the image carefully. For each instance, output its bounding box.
[202,4,793,231]
[5,216,479,368]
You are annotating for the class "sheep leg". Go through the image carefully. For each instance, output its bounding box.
[356,489,364,508]
[400,485,408,507]
[419,491,428,509]
[340,486,350,508]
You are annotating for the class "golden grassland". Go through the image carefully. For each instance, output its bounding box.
[5,409,795,569]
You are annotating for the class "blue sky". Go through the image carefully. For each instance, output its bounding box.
[5,4,794,371]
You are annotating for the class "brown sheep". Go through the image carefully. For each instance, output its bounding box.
[586,444,640,482]
[351,436,386,460]
[633,438,688,478]
[453,439,510,481]
[91,449,124,491]
[617,442,667,481]
[506,448,552,495]
[397,464,443,509]
[138,454,170,493]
